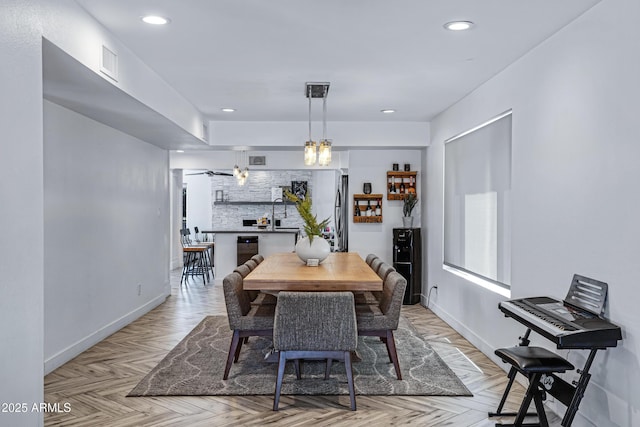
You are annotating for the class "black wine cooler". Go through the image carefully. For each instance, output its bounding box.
[393,228,422,305]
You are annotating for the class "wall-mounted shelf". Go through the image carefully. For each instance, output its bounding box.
[353,194,383,223]
[213,201,295,206]
[386,171,418,200]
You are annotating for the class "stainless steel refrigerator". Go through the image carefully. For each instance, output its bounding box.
[334,173,349,252]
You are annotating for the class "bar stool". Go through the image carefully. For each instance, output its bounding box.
[180,229,211,284]
[492,346,574,427]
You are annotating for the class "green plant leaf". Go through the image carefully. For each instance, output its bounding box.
[284,190,331,243]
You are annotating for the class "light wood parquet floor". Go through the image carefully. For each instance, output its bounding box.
[44,269,562,426]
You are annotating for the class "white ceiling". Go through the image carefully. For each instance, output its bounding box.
[75,0,600,123]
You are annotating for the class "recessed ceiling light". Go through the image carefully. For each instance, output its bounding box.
[381,109,395,114]
[141,15,170,25]
[444,21,474,31]
[221,108,236,112]
[176,150,184,153]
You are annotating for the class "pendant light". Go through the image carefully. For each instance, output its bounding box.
[304,82,332,166]
[304,84,317,166]
[318,88,332,166]
[235,151,249,185]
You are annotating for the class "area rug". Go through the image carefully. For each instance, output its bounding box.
[128,315,471,397]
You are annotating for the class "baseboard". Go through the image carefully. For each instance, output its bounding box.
[44,293,168,375]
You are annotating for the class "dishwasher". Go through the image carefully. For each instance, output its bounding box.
[236,236,259,265]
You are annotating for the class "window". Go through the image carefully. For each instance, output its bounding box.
[444,110,512,291]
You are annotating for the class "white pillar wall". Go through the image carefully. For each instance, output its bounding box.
[427,1,640,425]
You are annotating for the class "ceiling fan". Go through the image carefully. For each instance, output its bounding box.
[185,170,233,177]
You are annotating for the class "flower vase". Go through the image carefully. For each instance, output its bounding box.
[295,236,331,264]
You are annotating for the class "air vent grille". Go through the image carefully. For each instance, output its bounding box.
[100,45,118,81]
[249,156,266,166]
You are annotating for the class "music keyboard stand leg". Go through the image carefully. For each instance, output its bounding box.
[561,349,597,427]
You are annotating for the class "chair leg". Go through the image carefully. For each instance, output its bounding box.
[384,330,402,380]
[294,359,301,379]
[273,351,287,411]
[224,330,241,380]
[344,351,356,411]
[233,337,244,363]
[325,358,333,380]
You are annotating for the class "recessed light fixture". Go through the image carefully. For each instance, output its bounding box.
[176,150,184,153]
[381,109,395,114]
[221,108,236,112]
[141,15,170,25]
[444,21,474,31]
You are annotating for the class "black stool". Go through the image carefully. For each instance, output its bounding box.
[492,346,574,427]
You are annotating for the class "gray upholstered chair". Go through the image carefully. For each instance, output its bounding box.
[273,291,358,411]
[251,254,265,264]
[356,263,397,305]
[233,264,252,278]
[370,257,383,274]
[245,259,258,271]
[356,271,407,380]
[354,260,396,306]
[222,272,275,380]
[234,264,277,306]
[377,263,396,281]
[365,253,378,266]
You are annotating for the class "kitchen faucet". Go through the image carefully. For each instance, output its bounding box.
[271,198,287,230]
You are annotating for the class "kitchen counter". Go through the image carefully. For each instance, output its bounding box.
[203,228,299,234]
[203,230,299,282]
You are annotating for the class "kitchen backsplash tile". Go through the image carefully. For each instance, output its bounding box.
[210,170,313,230]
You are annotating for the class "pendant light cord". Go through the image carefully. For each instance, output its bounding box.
[322,88,327,141]
[308,86,312,141]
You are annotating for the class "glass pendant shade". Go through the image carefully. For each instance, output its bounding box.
[304,140,317,166]
[318,140,332,166]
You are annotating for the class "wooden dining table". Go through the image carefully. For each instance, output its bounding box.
[243,252,382,292]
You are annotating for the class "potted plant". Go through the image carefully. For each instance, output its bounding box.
[284,190,331,263]
[402,193,417,228]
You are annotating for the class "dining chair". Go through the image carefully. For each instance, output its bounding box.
[354,259,395,306]
[273,291,358,411]
[245,259,258,271]
[355,263,397,306]
[233,264,277,306]
[369,257,383,274]
[365,253,378,266]
[222,272,275,380]
[377,263,396,281]
[356,271,407,380]
[251,254,265,264]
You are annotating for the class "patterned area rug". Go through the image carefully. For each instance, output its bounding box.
[128,315,472,397]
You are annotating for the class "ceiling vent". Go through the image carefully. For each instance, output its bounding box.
[100,45,118,81]
[249,156,266,166]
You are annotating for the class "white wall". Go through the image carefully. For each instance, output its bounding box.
[349,149,423,265]
[184,173,213,232]
[1,3,205,422]
[170,170,184,269]
[426,0,639,425]
[43,101,170,373]
[210,121,429,148]
[0,3,45,424]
